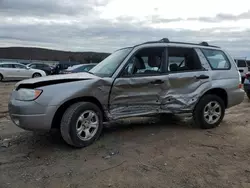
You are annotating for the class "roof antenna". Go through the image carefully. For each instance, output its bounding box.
[160,38,170,43]
[199,41,209,46]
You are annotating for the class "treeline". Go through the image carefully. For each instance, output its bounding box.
[0,47,110,63]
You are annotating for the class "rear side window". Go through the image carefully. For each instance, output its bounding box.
[13,64,26,69]
[237,60,246,67]
[201,49,230,70]
[37,64,44,68]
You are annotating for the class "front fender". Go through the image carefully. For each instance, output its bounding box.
[35,79,112,107]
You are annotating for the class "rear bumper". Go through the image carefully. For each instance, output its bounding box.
[8,99,58,131]
[227,88,245,108]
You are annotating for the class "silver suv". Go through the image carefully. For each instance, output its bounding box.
[8,38,244,148]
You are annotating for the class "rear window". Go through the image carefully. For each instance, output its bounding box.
[237,60,247,67]
[201,49,230,70]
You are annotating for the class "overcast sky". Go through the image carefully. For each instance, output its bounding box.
[0,0,250,57]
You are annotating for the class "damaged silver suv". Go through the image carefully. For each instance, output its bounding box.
[9,38,244,147]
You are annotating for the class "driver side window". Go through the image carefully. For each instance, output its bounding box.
[121,47,166,77]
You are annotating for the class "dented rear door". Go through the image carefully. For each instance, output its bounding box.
[160,47,211,113]
[161,71,211,113]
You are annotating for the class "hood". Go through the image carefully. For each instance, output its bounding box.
[15,72,99,89]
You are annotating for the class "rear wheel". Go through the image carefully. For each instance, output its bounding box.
[246,92,250,100]
[60,102,103,148]
[0,74,3,81]
[193,94,225,129]
[32,73,42,78]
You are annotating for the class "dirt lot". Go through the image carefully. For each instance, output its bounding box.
[1,82,250,188]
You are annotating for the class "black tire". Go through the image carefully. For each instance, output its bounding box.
[32,73,42,78]
[193,94,225,129]
[60,102,103,148]
[0,74,3,81]
[246,92,250,100]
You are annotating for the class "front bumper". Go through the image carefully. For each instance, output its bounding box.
[8,99,58,131]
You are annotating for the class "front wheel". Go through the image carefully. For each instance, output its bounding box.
[193,94,225,129]
[246,92,250,100]
[32,73,42,78]
[60,102,103,148]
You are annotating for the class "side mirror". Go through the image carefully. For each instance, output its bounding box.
[26,66,30,69]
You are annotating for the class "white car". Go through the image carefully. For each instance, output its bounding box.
[66,64,82,71]
[234,59,248,82]
[0,62,46,81]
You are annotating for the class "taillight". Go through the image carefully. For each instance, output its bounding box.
[245,73,250,79]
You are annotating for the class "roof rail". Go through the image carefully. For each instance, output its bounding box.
[138,38,220,48]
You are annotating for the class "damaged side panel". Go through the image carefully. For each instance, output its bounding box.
[108,47,212,119]
[109,75,168,119]
[162,71,211,113]
[109,72,211,119]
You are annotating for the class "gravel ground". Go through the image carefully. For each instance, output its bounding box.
[1,82,250,188]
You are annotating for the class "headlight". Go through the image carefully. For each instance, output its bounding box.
[16,89,43,101]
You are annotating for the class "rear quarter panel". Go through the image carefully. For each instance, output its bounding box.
[199,49,244,108]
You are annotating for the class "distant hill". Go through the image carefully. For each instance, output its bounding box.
[0,47,110,63]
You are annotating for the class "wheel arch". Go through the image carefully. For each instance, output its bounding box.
[0,73,3,80]
[51,96,106,129]
[200,88,228,108]
[32,72,42,77]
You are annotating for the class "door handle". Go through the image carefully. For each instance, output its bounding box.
[195,75,209,79]
[150,80,164,85]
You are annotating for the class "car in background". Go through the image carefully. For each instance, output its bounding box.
[0,62,46,81]
[246,60,250,70]
[59,63,97,74]
[243,72,250,99]
[27,63,53,75]
[19,62,30,66]
[64,64,83,71]
[52,61,80,75]
[234,59,248,83]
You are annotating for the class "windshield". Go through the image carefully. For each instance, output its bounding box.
[89,47,132,77]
